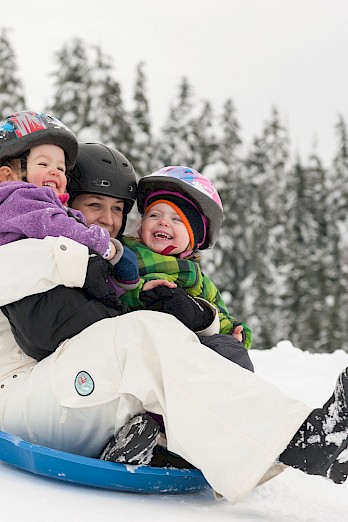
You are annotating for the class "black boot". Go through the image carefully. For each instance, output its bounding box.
[150,445,196,469]
[100,413,160,466]
[280,367,348,483]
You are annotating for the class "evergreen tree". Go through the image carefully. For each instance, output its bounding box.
[218,98,242,162]
[326,115,348,351]
[49,39,132,151]
[156,77,197,168]
[285,152,337,352]
[0,28,26,116]
[282,159,309,344]
[193,100,218,172]
[201,99,249,322]
[330,115,348,220]
[156,77,217,171]
[48,37,92,134]
[86,45,133,153]
[130,61,154,178]
[242,107,290,349]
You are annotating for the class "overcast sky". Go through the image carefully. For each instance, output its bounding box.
[2,0,347,166]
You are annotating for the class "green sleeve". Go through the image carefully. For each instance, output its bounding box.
[201,274,253,349]
[120,278,146,307]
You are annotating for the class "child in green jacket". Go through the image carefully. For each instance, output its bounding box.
[102,166,254,466]
[121,166,252,356]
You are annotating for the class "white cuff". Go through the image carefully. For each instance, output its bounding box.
[108,238,124,265]
[54,236,89,288]
[195,299,220,335]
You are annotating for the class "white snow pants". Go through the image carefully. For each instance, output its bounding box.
[0,311,312,503]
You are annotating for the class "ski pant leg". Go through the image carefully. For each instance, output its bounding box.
[0,311,312,503]
[108,311,311,502]
[198,334,254,372]
[0,350,123,458]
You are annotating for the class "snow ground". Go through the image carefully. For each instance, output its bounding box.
[2,341,348,522]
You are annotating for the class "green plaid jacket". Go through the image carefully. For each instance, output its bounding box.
[120,237,252,349]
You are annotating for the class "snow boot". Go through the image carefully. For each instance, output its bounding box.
[280,367,348,483]
[151,445,196,469]
[100,413,160,466]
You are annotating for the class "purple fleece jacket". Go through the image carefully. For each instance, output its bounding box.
[0,181,110,256]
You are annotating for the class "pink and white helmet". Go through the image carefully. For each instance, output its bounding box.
[137,166,223,249]
[0,111,78,169]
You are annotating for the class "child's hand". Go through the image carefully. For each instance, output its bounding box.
[107,241,117,261]
[232,324,244,343]
[143,280,177,291]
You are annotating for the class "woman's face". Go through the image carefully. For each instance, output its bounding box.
[71,193,125,238]
[26,144,67,195]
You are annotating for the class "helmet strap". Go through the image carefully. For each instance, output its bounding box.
[117,212,128,239]
[179,249,195,259]
[20,151,29,173]
[159,245,177,256]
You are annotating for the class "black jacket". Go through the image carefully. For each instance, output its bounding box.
[2,286,126,361]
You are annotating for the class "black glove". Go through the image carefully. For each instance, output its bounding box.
[83,250,129,311]
[140,286,214,332]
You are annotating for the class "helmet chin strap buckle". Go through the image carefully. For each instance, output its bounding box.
[159,245,177,256]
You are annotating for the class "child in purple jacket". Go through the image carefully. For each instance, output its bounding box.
[0,111,140,359]
[0,111,139,292]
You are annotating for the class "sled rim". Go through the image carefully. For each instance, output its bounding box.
[0,430,209,493]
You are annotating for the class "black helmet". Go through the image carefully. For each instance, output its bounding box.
[68,143,137,214]
[0,110,78,169]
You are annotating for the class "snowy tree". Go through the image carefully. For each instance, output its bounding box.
[156,77,217,171]
[284,153,337,352]
[201,99,249,323]
[155,77,198,168]
[330,115,348,221]
[86,45,133,153]
[281,159,309,343]
[242,107,291,349]
[192,100,218,171]
[326,115,348,351]
[49,39,132,152]
[48,38,93,134]
[0,28,26,116]
[129,62,154,178]
[218,98,242,163]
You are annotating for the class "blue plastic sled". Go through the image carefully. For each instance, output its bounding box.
[0,431,209,494]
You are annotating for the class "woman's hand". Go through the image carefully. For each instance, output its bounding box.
[140,286,213,332]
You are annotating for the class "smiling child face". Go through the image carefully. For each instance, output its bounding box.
[141,201,190,255]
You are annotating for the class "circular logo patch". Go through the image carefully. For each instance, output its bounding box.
[74,371,94,396]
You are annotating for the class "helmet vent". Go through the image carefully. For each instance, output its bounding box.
[122,162,128,167]
[92,179,111,187]
[102,158,112,164]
